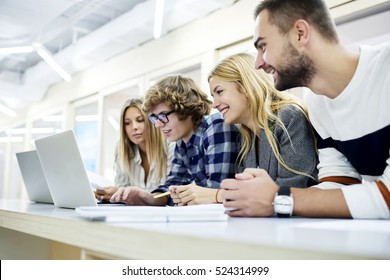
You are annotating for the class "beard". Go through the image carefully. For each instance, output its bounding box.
[274,42,316,91]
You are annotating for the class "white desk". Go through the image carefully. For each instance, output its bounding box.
[0,199,389,259]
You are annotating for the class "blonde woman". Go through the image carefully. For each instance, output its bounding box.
[209,53,318,195]
[95,98,173,201]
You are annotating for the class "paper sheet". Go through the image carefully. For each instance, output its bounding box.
[86,170,114,190]
[76,204,229,222]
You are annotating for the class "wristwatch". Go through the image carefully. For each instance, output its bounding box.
[273,187,293,218]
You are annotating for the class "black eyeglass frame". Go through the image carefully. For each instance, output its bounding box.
[148,110,175,124]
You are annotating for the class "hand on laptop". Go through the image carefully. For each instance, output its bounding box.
[95,186,118,202]
[110,186,167,206]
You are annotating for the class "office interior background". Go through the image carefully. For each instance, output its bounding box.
[1,0,390,200]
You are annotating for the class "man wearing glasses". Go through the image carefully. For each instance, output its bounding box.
[110,75,239,206]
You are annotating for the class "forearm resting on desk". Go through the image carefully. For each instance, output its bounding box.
[292,187,352,218]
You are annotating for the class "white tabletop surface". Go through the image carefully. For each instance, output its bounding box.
[1,199,389,259]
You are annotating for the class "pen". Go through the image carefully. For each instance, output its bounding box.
[153,191,171,199]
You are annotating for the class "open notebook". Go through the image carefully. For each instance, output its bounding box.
[76,204,229,222]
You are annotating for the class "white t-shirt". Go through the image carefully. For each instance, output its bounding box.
[305,42,390,219]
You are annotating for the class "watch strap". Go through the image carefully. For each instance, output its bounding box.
[277,213,291,218]
[278,186,291,196]
[276,187,292,218]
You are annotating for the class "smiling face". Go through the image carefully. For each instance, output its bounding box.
[254,10,315,91]
[124,106,146,146]
[210,78,249,126]
[151,103,194,143]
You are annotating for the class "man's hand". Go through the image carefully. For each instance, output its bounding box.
[221,168,279,217]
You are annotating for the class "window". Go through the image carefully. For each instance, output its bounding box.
[31,113,64,146]
[73,100,99,173]
[3,125,26,199]
[0,131,7,199]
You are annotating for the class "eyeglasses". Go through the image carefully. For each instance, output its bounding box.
[148,110,174,125]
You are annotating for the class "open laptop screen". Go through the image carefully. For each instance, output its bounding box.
[35,130,98,208]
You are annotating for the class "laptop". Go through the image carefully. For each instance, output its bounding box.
[35,130,110,209]
[15,150,54,204]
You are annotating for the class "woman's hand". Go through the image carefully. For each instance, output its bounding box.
[94,186,118,202]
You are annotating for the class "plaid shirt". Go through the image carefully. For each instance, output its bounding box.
[153,112,240,195]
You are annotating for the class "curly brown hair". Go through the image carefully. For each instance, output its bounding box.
[143,75,212,129]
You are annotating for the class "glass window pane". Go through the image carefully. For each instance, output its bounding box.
[0,131,6,199]
[31,113,64,146]
[7,125,26,199]
[73,102,98,173]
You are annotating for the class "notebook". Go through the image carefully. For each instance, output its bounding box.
[15,150,54,204]
[76,204,229,222]
[35,130,115,209]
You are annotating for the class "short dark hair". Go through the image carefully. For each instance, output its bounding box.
[254,0,338,43]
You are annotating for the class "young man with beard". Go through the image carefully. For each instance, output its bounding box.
[221,0,390,219]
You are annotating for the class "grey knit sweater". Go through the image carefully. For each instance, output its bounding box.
[239,105,318,188]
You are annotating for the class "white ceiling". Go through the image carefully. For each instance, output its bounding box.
[0,0,389,117]
[0,0,236,111]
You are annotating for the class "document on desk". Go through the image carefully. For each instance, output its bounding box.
[86,170,114,190]
[75,204,229,222]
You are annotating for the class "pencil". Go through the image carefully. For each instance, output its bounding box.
[153,191,171,199]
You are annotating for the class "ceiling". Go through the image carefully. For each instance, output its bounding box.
[0,0,389,118]
[0,0,236,113]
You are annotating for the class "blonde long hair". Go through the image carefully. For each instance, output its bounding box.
[208,53,313,177]
[116,98,168,180]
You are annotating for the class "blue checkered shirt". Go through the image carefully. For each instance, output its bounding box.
[153,112,239,196]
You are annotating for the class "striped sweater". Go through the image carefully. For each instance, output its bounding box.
[305,42,390,219]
